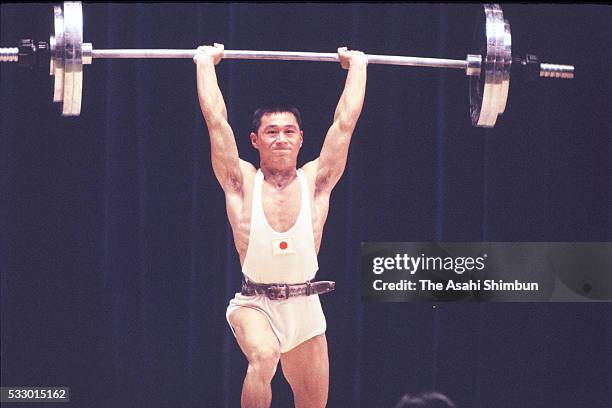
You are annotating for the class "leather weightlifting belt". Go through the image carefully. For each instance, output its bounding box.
[241,275,336,300]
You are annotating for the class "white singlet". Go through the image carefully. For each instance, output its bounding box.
[242,168,318,283]
[226,168,327,353]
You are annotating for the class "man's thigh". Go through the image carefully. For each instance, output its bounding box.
[280,333,329,407]
[228,307,280,359]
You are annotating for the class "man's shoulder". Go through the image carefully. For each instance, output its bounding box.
[239,159,257,176]
[301,158,319,177]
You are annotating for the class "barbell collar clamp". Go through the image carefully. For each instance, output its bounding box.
[466,54,482,77]
[513,54,575,81]
[82,43,93,65]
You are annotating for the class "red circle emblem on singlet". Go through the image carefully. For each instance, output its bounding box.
[279,241,288,250]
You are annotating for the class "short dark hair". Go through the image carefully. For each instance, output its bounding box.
[251,105,303,133]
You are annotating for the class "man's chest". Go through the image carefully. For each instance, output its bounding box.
[260,182,303,233]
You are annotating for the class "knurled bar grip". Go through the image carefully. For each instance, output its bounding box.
[91,49,470,70]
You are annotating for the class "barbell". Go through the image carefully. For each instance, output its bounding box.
[0,2,574,128]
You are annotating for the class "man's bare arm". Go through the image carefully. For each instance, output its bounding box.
[314,47,367,195]
[194,43,245,194]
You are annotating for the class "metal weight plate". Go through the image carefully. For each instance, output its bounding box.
[478,4,502,127]
[51,5,65,103]
[469,5,487,127]
[469,4,511,128]
[61,1,83,116]
[497,19,511,115]
[482,5,501,126]
[474,4,501,127]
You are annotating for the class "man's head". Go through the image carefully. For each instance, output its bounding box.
[251,105,302,134]
[250,105,304,170]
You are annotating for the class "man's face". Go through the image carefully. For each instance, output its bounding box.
[251,112,303,166]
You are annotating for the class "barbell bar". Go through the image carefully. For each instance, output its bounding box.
[0,2,575,128]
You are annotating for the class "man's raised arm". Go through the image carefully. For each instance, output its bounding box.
[314,47,368,195]
[194,43,244,194]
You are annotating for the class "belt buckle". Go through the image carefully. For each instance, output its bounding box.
[266,285,281,300]
[267,284,290,300]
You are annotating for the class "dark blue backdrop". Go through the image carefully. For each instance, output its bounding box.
[1,3,610,408]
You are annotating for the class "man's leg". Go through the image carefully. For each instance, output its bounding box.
[229,307,281,408]
[280,333,329,408]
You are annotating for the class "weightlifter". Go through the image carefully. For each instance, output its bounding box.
[193,43,367,407]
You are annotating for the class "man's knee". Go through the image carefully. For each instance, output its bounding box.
[246,346,281,381]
